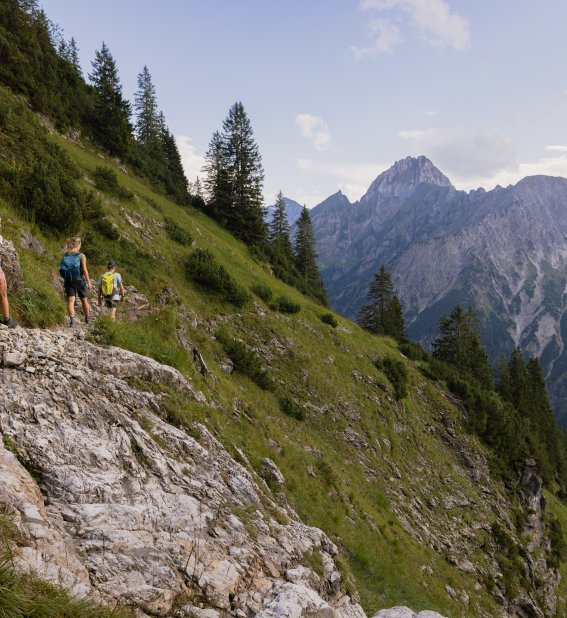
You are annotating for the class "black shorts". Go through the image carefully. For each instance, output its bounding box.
[104,298,120,308]
[65,280,87,299]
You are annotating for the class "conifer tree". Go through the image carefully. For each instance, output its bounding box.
[294,206,327,304]
[358,264,405,340]
[433,304,492,388]
[134,65,158,145]
[89,42,132,157]
[203,102,266,245]
[269,191,294,260]
[203,130,231,220]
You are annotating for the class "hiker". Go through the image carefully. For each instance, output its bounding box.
[97,261,124,320]
[59,237,91,326]
[0,260,17,328]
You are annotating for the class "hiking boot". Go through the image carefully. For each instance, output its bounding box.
[69,316,77,327]
[2,316,17,329]
[85,315,91,324]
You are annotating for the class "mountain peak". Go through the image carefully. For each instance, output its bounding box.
[362,155,454,202]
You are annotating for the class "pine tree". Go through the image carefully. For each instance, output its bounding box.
[89,42,132,157]
[358,264,405,340]
[269,191,294,259]
[432,304,492,388]
[221,102,266,245]
[134,65,159,145]
[203,130,231,220]
[203,102,266,245]
[294,206,327,304]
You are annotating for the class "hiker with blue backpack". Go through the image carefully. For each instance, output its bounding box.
[59,237,92,326]
[97,261,124,320]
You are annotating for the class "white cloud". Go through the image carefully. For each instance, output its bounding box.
[175,135,205,182]
[546,145,567,152]
[460,156,567,192]
[398,126,517,179]
[295,114,333,152]
[351,19,403,58]
[354,0,469,56]
[297,158,387,201]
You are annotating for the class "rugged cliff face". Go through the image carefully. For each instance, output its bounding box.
[0,325,367,617]
[310,157,567,423]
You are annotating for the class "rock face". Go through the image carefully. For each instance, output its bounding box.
[0,326,365,617]
[310,157,567,423]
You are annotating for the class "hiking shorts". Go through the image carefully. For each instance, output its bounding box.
[65,279,88,299]
[0,267,6,290]
[104,297,120,308]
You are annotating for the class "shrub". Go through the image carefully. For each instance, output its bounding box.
[320,312,337,328]
[278,396,306,420]
[398,340,429,361]
[94,216,120,240]
[185,249,249,307]
[375,355,409,400]
[93,166,133,200]
[271,295,301,314]
[164,217,193,245]
[251,283,272,303]
[218,334,275,391]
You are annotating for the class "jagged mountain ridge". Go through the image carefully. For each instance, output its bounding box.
[310,157,567,423]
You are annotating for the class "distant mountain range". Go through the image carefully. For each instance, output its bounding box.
[303,156,567,423]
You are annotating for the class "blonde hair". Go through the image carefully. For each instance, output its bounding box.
[64,237,81,253]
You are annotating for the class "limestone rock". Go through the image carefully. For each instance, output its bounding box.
[0,326,365,617]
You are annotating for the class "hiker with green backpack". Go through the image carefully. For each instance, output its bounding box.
[97,261,124,320]
[59,237,92,327]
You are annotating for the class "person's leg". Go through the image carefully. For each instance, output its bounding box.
[0,271,9,320]
[80,297,90,322]
[109,306,117,320]
[67,295,76,319]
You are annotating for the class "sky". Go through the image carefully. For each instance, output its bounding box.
[39,0,567,207]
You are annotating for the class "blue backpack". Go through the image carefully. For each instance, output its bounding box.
[59,253,82,284]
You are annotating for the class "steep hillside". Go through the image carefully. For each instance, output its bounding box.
[1,87,567,617]
[310,156,567,424]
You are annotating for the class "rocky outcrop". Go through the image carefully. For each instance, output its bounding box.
[0,325,365,617]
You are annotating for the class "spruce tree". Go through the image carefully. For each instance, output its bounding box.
[269,191,294,261]
[294,206,327,304]
[134,65,159,145]
[221,102,266,245]
[432,304,492,388]
[89,42,132,157]
[203,130,231,220]
[358,264,405,340]
[203,102,266,245]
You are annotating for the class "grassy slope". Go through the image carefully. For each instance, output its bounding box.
[0,108,544,616]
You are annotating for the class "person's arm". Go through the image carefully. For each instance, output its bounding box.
[81,255,92,290]
[97,278,102,306]
[119,278,125,298]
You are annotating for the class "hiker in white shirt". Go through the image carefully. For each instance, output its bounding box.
[97,261,125,320]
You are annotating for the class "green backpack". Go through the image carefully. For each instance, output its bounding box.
[101,272,115,297]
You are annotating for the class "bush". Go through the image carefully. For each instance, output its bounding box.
[218,332,274,391]
[278,396,306,420]
[251,283,272,303]
[93,166,133,200]
[185,249,249,307]
[94,216,120,240]
[320,312,337,328]
[375,355,409,400]
[398,340,429,361]
[164,217,193,245]
[271,295,301,314]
